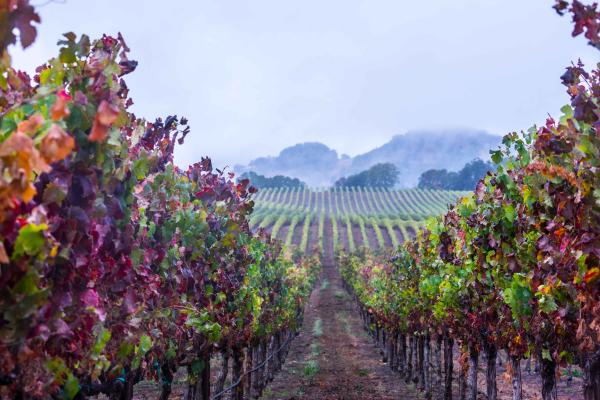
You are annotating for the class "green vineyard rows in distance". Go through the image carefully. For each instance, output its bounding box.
[251,187,467,253]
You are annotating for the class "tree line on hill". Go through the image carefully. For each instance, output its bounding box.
[334,163,399,188]
[239,171,306,188]
[241,158,492,190]
[417,158,494,190]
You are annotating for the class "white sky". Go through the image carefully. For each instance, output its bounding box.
[11,0,597,168]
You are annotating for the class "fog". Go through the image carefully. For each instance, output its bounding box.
[11,0,597,168]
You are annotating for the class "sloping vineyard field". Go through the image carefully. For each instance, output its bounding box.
[251,188,466,253]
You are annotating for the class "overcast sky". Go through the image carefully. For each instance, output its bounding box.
[11,0,597,168]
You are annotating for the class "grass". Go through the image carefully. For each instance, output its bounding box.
[336,312,352,335]
[320,278,330,291]
[312,318,323,337]
[310,342,321,357]
[261,387,293,399]
[303,360,319,378]
[562,367,583,378]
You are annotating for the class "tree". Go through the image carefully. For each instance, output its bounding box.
[418,169,451,190]
[456,159,494,190]
[418,158,493,190]
[335,163,399,188]
[240,171,306,188]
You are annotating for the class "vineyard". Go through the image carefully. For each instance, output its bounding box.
[251,188,466,252]
[1,1,599,400]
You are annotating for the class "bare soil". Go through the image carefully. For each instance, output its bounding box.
[337,220,350,253]
[351,224,363,248]
[276,225,290,242]
[307,220,320,254]
[365,225,379,252]
[291,222,303,246]
[261,219,413,400]
[393,226,405,244]
[380,225,393,248]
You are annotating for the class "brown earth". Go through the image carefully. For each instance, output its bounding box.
[337,219,350,253]
[307,219,320,253]
[393,226,405,244]
[380,225,393,248]
[277,225,290,242]
[351,224,364,248]
[365,224,379,251]
[261,219,415,400]
[291,222,303,246]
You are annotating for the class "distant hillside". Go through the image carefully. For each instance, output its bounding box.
[235,142,350,187]
[235,129,501,187]
[349,129,500,187]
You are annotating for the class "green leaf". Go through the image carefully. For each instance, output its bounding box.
[560,104,573,117]
[593,189,600,207]
[536,287,558,314]
[542,349,552,361]
[491,149,503,165]
[132,158,150,180]
[191,359,205,375]
[118,342,134,359]
[92,328,111,355]
[12,223,48,259]
[63,373,79,399]
[503,204,516,223]
[12,271,40,295]
[59,47,77,63]
[138,335,152,354]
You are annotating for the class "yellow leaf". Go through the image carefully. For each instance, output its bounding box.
[50,245,59,258]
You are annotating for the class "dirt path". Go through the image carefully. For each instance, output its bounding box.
[261,220,416,400]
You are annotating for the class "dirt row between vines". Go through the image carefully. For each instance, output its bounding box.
[260,219,416,400]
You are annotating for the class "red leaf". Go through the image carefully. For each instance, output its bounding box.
[50,90,71,121]
[81,289,99,307]
[0,0,41,51]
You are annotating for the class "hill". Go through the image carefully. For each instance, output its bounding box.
[349,129,500,187]
[235,129,501,187]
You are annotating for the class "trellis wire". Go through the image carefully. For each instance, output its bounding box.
[210,332,294,400]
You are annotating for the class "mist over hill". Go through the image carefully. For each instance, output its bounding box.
[235,129,501,187]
